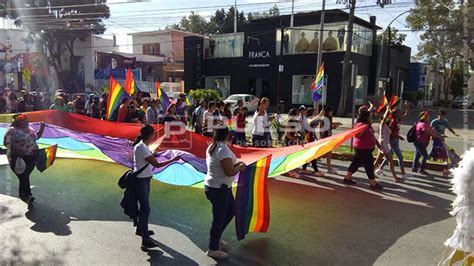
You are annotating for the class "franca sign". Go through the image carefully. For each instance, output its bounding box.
[249,51,271,59]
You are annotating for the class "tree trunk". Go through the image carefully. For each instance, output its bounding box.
[337,0,356,116]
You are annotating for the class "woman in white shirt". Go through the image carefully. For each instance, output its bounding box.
[251,97,274,147]
[204,126,246,259]
[132,125,180,249]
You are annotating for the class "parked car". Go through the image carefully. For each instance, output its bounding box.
[451,96,472,108]
[224,94,259,113]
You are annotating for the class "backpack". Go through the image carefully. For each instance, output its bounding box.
[407,123,417,143]
[118,164,149,189]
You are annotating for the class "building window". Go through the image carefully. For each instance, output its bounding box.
[204,33,244,59]
[292,75,315,105]
[143,43,161,56]
[205,76,230,99]
[276,22,372,56]
[355,75,368,105]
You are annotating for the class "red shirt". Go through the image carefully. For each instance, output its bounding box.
[352,122,376,150]
[389,118,400,140]
[117,105,128,123]
[236,114,246,130]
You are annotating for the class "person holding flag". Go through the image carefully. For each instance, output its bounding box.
[3,114,45,205]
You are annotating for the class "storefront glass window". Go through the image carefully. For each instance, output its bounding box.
[205,76,231,99]
[355,75,368,105]
[276,22,372,56]
[292,75,315,105]
[204,33,244,59]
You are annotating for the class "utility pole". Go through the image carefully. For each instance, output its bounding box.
[314,0,326,111]
[276,24,285,113]
[337,0,356,115]
[290,0,295,27]
[234,0,237,33]
[386,26,392,95]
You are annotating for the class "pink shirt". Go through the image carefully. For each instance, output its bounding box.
[353,122,376,150]
[416,122,431,145]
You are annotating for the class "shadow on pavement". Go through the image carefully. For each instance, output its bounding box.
[0,159,454,265]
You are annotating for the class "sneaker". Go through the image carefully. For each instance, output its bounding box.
[442,169,450,177]
[314,171,324,177]
[327,168,338,175]
[401,173,410,179]
[370,183,384,190]
[206,249,229,259]
[419,169,429,176]
[343,178,357,185]
[299,169,313,175]
[141,237,159,249]
[219,239,228,247]
[136,230,155,237]
[287,171,301,179]
[375,169,386,176]
[412,168,419,173]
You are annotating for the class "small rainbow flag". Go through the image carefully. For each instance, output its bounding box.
[377,95,389,113]
[124,67,135,96]
[388,95,400,108]
[106,76,127,120]
[185,95,193,106]
[36,144,58,172]
[311,62,324,102]
[235,155,272,240]
[156,81,170,110]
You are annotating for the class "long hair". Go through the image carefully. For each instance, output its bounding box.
[208,126,230,155]
[357,109,371,124]
[132,125,155,146]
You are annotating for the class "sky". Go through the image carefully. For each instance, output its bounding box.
[104,0,421,55]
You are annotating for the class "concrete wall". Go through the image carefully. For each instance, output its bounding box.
[131,34,172,57]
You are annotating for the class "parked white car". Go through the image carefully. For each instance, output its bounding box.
[224,94,259,113]
[452,96,472,108]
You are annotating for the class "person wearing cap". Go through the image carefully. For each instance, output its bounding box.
[343,104,384,190]
[3,114,45,204]
[412,111,443,175]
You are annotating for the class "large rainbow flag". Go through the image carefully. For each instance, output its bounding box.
[235,155,271,240]
[36,144,58,172]
[0,111,366,187]
[106,76,127,120]
[156,81,170,110]
[311,62,324,102]
[124,68,135,96]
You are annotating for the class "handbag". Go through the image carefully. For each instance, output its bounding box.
[118,164,149,189]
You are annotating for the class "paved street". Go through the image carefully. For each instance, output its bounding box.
[1,158,456,265]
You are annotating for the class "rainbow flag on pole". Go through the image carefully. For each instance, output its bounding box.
[185,95,193,106]
[388,95,400,108]
[156,81,170,110]
[106,76,127,120]
[235,155,272,240]
[36,144,58,172]
[124,67,135,96]
[311,62,324,102]
[377,95,389,113]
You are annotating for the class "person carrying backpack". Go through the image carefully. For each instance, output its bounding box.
[411,111,443,175]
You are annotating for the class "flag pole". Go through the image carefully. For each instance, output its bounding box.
[314,0,326,112]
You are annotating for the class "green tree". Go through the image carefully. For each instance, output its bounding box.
[2,0,110,90]
[167,12,210,35]
[406,0,465,103]
[208,7,246,34]
[248,5,280,21]
[450,63,468,97]
[376,27,407,46]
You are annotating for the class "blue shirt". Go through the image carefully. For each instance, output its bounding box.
[431,118,449,134]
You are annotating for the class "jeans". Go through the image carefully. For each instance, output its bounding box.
[412,140,429,171]
[205,185,235,251]
[9,154,37,197]
[302,159,319,172]
[381,138,404,168]
[135,177,151,239]
[348,149,375,180]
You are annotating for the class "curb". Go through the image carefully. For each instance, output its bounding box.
[331,152,447,172]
